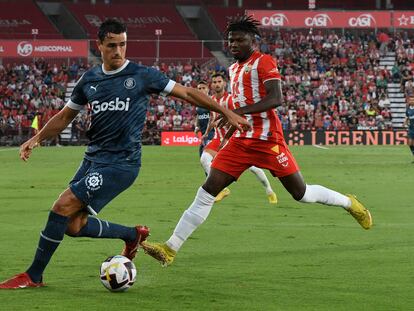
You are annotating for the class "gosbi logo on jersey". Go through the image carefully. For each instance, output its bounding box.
[198,113,209,120]
[91,97,130,113]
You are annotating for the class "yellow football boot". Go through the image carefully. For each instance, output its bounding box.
[214,187,231,202]
[346,195,373,230]
[267,191,278,204]
[141,242,176,267]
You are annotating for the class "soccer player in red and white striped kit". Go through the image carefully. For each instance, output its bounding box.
[142,16,373,266]
[200,72,278,203]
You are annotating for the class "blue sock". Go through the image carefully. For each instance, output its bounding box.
[26,211,69,283]
[75,217,137,242]
[410,145,414,156]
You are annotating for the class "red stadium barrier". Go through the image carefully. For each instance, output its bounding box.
[247,10,392,28]
[161,131,408,146]
[285,130,408,145]
[161,132,202,146]
[394,11,414,28]
[0,40,89,58]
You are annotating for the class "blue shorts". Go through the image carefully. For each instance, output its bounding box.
[199,130,215,157]
[69,159,139,215]
[408,129,414,139]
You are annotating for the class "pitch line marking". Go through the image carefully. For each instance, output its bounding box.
[312,144,329,150]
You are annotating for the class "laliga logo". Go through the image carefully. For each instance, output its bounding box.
[17,41,33,57]
[348,14,376,27]
[261,13,288,27]
[305,14,332,27]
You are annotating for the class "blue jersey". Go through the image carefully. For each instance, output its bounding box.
[67,60,174,165]
[406,106,414,131]
[196,106,210,135]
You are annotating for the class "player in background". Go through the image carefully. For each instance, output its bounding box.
[404,97,414,162]
[201,73,278,203]
[194,81,215,159]
[0,19,249,289]
[141,16,373,266]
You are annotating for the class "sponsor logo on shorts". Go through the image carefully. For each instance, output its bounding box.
[276,152,289,167]
[85,172,103,191]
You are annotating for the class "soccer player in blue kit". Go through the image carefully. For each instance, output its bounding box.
[0,19,249,289]
[194,80,214,158]
[405,97,414,162]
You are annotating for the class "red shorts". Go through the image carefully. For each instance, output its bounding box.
[211,138,299,179]
[204,137,221,153]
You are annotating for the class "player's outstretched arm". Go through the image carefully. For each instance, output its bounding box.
[169,83,251,132]
[20,106,79,161]
[235,79,283,115]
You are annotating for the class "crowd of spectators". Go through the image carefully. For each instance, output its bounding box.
[3,30,414,146]
[258,29,399,131]
[0,59,89,145]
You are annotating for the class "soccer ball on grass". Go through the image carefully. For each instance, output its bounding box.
[100,255,137,292]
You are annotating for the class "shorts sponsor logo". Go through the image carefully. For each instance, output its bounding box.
[124,78,136,89]
[276,152,289,167]
[85,172,103,191]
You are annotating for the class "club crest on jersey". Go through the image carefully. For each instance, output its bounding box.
[85,172,103,191]
[244,64,252,73]
[124,78,136,89]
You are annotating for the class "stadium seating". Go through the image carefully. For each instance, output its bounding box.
[66,2,212,60]
[3,28,405,146]
[0,0,62,39]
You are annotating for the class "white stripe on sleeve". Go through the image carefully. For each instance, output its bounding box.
[160,80,176,96]
[65,100,84,111]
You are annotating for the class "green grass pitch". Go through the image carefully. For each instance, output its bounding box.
[0,145,412,310]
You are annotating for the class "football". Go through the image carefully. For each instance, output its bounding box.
[100,255,137,292]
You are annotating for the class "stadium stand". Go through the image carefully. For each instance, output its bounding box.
[66,2,212,60]
[0,0,62,39]
[2,0,414,146]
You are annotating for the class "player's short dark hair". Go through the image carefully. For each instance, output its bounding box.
[225,15,261,38]
[211,72,226,81]
[98,19,127,42]
[197,80,208,86]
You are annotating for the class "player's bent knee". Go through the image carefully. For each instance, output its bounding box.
[52,189,84,217]
[66,212,88,237]
[291,188,306,201]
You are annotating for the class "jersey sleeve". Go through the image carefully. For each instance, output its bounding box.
[258,54,281,83]
[145,67,176,96]
[66,75,88,110]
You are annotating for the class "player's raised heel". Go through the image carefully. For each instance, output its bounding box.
[214,187,231,202]
[121,225,150,260]
[141,241,176,267]
[346,195,373,230]
[0,272,45,289]
[267,192,278,204]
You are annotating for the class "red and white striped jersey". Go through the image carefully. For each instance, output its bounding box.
[229,50,283,143]
[211,92,235,141]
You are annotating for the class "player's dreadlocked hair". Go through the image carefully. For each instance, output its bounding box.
[225,15,261,38]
